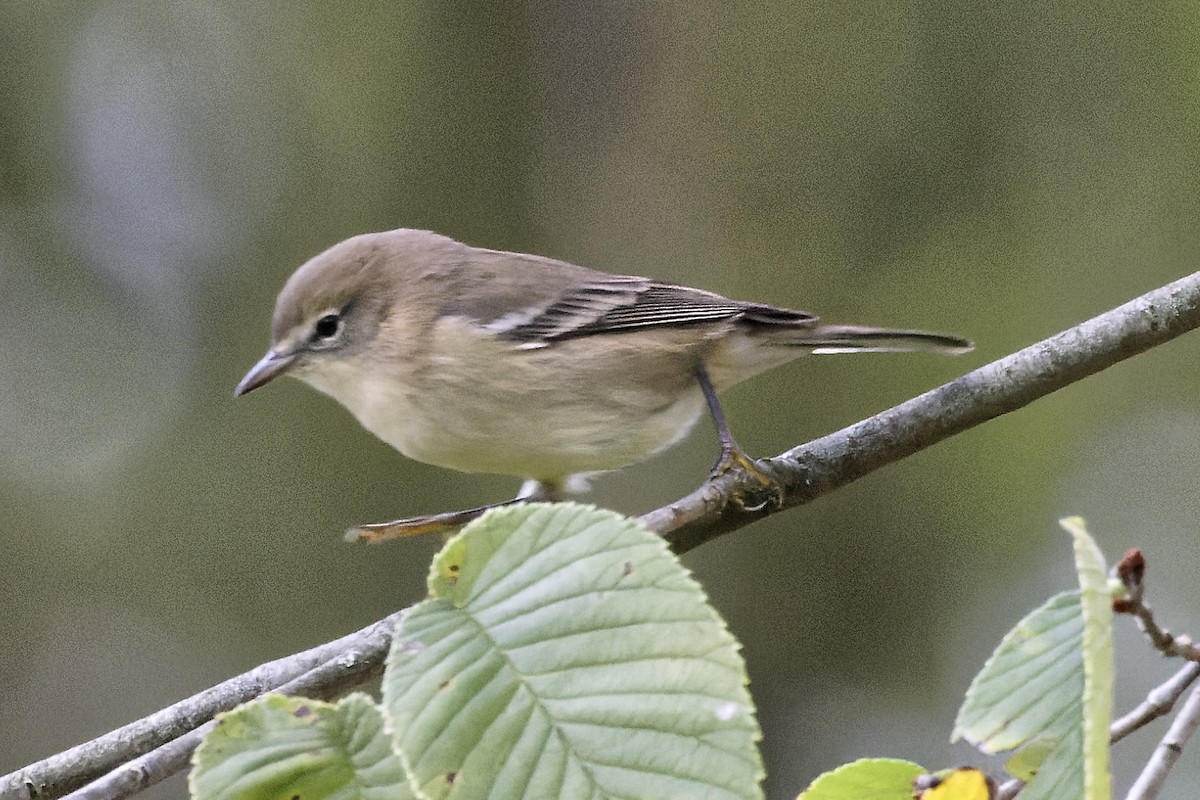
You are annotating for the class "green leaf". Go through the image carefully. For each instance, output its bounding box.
[383,502,763,800]
[190,693,415,800]
[952,590,1084,752]
[1054,517,1114,800]
[1003,738,1056,782]
[953,517,1114,800]
[1011,519,1113,800]
[796,758,925,799]
[1012,727,1079,800]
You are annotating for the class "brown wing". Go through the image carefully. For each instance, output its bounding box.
[489,278,817,344]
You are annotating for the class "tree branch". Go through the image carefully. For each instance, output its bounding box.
[5,271,1200,800]
[648,271,1200,552]
[59,613,401,800]
[1,611,405,800]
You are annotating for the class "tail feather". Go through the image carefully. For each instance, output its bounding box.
[789,324,973,355]
[714,309,971,386]
[738,302,972,355]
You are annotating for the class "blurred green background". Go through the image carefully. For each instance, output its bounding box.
[4,1,1200,797]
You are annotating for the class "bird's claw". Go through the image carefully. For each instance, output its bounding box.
[707,447,785,511]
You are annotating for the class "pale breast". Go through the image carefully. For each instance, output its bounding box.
[296,322,712,481]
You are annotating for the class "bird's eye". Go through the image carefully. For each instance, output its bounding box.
[313,313,342,341]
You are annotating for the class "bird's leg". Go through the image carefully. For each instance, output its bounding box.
[346,480,564,543]
[695,365,785,509]
[517,479,563,502]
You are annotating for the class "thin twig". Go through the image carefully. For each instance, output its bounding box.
[1125,602,1200,662]
[61,724,214,800]
[1125,685,1200,800]
[995,777,1023,800]
[1111,549,1200,662]
[1111,662,1200,743]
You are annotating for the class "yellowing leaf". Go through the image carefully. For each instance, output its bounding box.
[915,768,993,799]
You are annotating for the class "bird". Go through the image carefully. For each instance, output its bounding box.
[235,229,971,540]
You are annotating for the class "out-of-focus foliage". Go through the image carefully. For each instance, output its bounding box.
[3,2,1200,796]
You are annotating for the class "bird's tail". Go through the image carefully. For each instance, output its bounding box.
[788,324,973,355]
[738,304,972,355]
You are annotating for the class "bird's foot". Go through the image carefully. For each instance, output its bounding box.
[708,446,785,512]
[346,498,527,543]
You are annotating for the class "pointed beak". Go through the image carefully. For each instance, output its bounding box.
[235,349,299,397]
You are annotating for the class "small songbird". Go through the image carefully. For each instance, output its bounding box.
[236,229,971,539]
